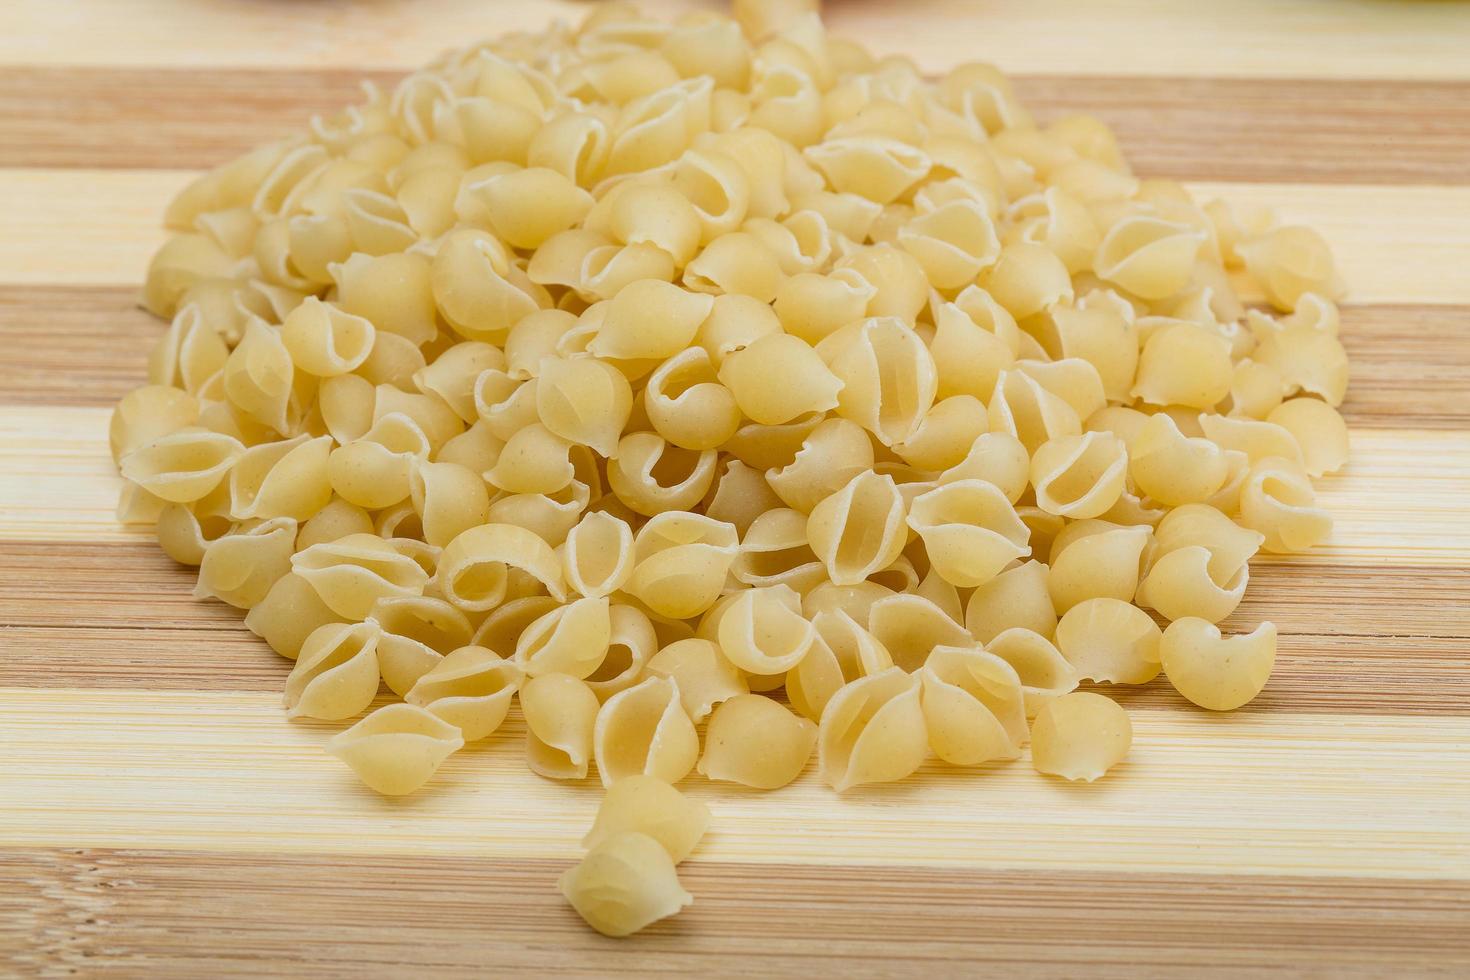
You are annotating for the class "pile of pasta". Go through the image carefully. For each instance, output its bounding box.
[111,0,1350,937]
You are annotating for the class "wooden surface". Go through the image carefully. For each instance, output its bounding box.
[2,1,1469,975]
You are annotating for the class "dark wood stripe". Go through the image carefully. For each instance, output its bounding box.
[4,288,1469,429]
[2,68,1468,183]
[2,848,1465,977]
[1014,75,1470,185]
[2,542,1466,714]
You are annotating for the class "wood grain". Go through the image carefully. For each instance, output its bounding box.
[10,168,1468,303]
[8,67,1468,185]
[2,688,1466,879]
[4,849,1467,978]
[8,0,1470,79]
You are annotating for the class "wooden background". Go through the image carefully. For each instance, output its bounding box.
[3,0,1469,975]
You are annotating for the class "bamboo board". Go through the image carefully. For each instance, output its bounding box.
[2,1,1469,976]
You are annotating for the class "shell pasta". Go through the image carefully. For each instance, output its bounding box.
[112,0,1352,939]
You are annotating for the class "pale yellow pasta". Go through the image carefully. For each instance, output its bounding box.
[407,459,490,548]
[642,348,742,451]
[1161,619,1277,710]
[976,242,1072,320]
[110,385,200,464]
[964,559,1057,643]
[1047,523,1151,614]
[562,511,635,599]
[1054,598,1161,685]
[484,423,576,495]
[918,645,1027,765]
[985,627,1078,714]
[583,604,658,701]
[765,418,874,514]
[834,243,928,321]
[1128,412,1231,506]
[431,229,546,343]
[697,459,778,536]
[486,481,589,548]
[1238,456,1334,553]
[471,595,560,657]
[867,593,973,673]
[772,267,874,345]
[928,287,1019,402]
[589,279,715,361]
[1132,321,1233,410]
[243,572,345,660]
[606,432,718,517]
[898,198,1000,289]
[195,517,298,609]
[1030,691,1131,782]
[784,630,845,722]
[559,831,694,938]
[987,368,1080,454]
[1198,413,1304,469]
[148,305,230,398]
[226,434,334,522]
[405,645,521,741]
[278,297,376,378]
[1229,359,1286,420]
[694,293,783,366]
[514,596,613,679]
[535,355,633,458]
[1247,296,1350,405]
[1093,215,1204,300]
[730,508,825,592]
[829,317,937,447]
[521,672,601,780]
[584,774,709,865]
[806,471,909,587]
[1136,504,1262,622]
[645,637,747,722]
[368,593,473,697]
[154,501,227,565]
[283,621,382,721]
[805,136,929,204]
[437,522,566,613]
[1239,226,1342,312]
[717,333,841,425]
[817,667,927,792]
[907,479,1030,588]
[698,694,817,789]
[935,431,1029,504]
[892,396,990,472]
[1015,357,1106,425]
[624,512,739,619]
[594,675,699,788]
[326,702,464,796]
[1267,398,1349,477]
[1029,432,1128,520]
[328,414,430,509]
[121,428,245,504]
[716,584,817,675]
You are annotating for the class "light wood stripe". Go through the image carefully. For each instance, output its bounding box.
[7,68,1468,185]
[7,289,1465,433]
[8,0,1470,79]
[2,541,1465,716]
[0,688,1465,879]
[6,407,1466,566]
[7,169,1466,304]
[4,849,1466,977]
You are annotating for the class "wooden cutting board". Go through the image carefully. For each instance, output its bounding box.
[2,1,1468,975]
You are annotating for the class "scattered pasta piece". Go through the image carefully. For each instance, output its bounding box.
[1030,691,1132,782]
[110,0,1352,939]
[558,832,694,938]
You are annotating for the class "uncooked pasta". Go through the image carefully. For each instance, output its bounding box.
[112,0,1353,938]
